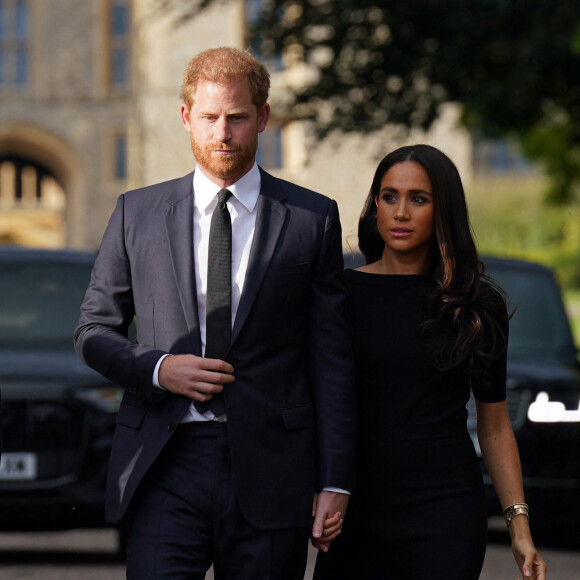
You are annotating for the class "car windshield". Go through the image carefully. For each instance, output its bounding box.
[487,264,574,361]
[0,260,92,348]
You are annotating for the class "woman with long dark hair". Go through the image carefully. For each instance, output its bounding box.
[314,145,546,579]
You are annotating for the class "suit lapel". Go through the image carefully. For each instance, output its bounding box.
[232,173,287,345]
[163,173,202,355]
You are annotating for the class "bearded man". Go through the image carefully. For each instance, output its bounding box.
[74,47,356,580]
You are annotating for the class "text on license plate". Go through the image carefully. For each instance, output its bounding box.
[0,453,37,480]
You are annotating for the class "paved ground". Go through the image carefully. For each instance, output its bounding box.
[0,519,577,579]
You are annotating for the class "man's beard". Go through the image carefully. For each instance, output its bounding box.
[190,133,258,181]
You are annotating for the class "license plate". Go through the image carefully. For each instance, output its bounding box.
[0,453,38,480]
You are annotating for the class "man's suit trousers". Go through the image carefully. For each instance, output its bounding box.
[125,421,311,580]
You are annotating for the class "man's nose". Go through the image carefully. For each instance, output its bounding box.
[215,117,231,142]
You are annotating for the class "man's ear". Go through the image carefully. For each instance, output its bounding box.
[181,104,192,132]
[257,103,270,133]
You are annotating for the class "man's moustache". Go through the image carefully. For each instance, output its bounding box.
[208,144,241,152]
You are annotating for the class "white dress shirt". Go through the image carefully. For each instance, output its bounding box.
[153,164,260,422]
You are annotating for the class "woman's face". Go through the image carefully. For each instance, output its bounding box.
[375,160,435,264]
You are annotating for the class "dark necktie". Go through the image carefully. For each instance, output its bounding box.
[195,188,232,417]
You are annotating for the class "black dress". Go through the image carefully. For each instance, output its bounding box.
[314,270,507,580]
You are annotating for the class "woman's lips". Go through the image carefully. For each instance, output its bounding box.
[390,228,412,237]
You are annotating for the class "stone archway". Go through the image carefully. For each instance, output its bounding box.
[0,124,85,247]
[0,155,66,245]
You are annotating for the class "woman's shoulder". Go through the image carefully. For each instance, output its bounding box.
[478,276,508,314]
[475,277,510,339]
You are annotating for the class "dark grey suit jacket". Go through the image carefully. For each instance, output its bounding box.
[74,168,356,530]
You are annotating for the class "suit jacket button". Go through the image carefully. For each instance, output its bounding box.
[168,421,176,432]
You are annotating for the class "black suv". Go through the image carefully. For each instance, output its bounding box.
[470,257,580,533]
[0,246,123,532]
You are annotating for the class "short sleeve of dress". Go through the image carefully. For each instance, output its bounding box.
[472,287,509,403]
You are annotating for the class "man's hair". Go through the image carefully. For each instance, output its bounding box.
[181,46,270,111]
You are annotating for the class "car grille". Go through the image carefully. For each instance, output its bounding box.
[0,399,86,484]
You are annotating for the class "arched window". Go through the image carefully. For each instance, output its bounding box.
[0,156,65,209]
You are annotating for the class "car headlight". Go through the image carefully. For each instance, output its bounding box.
[70,386,124,414]
[528,391,580,423]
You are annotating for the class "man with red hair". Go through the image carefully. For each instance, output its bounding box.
[75,46,355,579]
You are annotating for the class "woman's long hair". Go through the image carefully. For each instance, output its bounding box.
[358,144,508,389]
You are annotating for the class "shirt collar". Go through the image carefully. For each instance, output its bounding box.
[193,164,261,214]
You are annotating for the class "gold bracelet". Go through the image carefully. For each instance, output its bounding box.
[503,503,529,527]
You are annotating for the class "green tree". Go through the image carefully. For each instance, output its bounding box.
[256,0,580,203]
[157,0,580,203]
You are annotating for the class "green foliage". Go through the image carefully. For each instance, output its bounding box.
[468,177,580,288]
[158,0,580,204]
[469,175,580,343]
[254,0,580,203]
[521,110,580,204]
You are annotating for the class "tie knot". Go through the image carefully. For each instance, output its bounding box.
[218,189,232,204]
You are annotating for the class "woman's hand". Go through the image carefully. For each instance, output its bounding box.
[511,533,547,579]
[475,401,546,579]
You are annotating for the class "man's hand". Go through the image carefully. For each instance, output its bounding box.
[311,490,349,553]
[158,354,234,401]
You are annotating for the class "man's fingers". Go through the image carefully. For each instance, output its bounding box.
[162,354,235,379]
[312,491,349,547]
[182,360,235,384]
[312,512,325,539]
[202,356,235,375]
[158,354,235,399]
[186,382,224,401]
[312,512,342,540]
[311,510,344,551]
[200,369,235,384]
